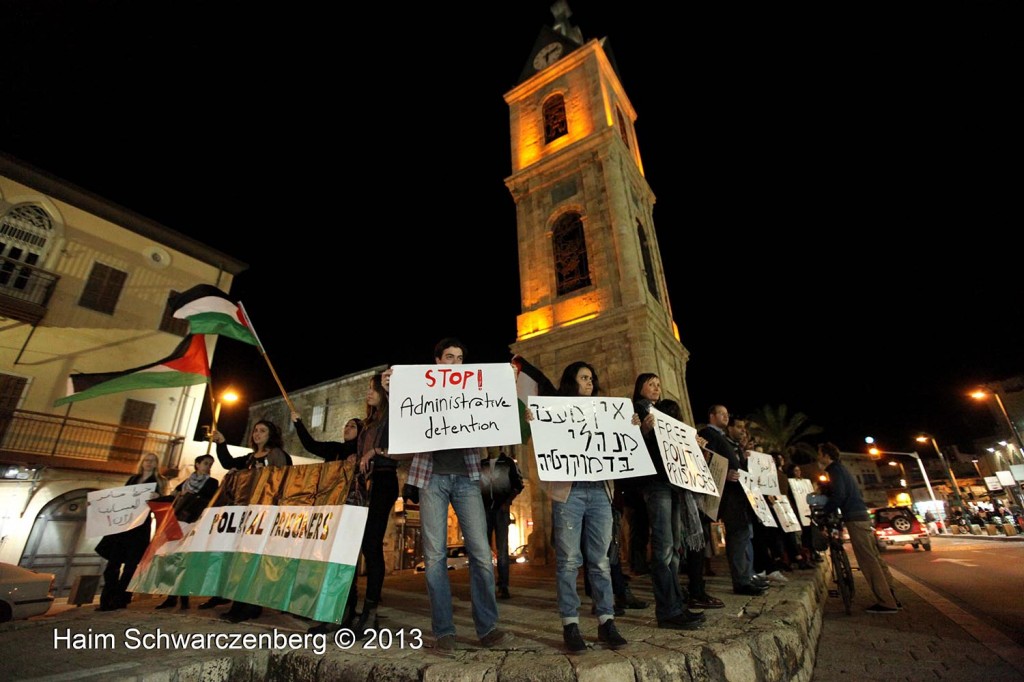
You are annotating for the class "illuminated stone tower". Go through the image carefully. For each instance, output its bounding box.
[506,3,693,422]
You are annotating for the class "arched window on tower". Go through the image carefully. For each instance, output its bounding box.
[616,107,631,150]
[0,204,53,291]
[543,94,568,144]
[637,220,660,301]
[553,213,591,296]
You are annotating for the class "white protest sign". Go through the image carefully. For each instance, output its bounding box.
[747,451,780,496]
[388,363,521,454]
[528,396,655,481]
[737,470,777,527]
[772,498,802,533]
[698,453,730,520]
[87,483,157,538]
[996,470,1016,488]
[788,478,815,527]
[649,408,720,497]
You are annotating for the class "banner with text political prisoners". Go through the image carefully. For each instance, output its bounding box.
[86,483,157,538]
[388,363,522,454]
[649,407,721,497]
[527,396,656,481]
[129,460,367,623]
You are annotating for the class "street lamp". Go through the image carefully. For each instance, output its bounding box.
[970,388,1024,459]
[866,444,936,501]
[888,460,907,487]
[206,389,239,454]
[915,434,964,509]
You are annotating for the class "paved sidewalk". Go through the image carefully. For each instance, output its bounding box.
[811,540,1024,682]
[2,559,827,682]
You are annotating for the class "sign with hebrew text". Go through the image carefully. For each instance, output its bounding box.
[528,396,656,481]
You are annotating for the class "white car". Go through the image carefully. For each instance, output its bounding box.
[415,545,470,572]
[0,562,55,622]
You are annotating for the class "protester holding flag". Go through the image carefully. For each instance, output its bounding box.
[154,454,219,611]
[291,412,363,463]
[95,452,167,611]
[207,420,291,622]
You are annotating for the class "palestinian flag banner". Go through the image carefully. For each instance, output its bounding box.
[512,355,555,441]
[130,460,367,623]
[55,334,209,406]
[171,284,259,346]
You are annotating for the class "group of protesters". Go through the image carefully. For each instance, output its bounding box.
[96,336,830,652]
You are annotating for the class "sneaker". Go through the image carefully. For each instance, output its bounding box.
[562,623,587,653]
[497,586,511,599]
[866,604,899,614]
[767,570,789,584]
[597,619,627,649]
[435,634,457,651]
[480,628,514,648]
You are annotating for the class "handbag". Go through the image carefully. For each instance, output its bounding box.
[345,472,370,507]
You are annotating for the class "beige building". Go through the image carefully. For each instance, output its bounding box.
[0,154,246,593]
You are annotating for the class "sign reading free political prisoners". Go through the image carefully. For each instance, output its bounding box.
[388,363,522,454]
[86,483,157,538]
[528,396,656,481]
[650,407,721,497]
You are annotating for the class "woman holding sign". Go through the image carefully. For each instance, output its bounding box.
[95,452,167,611]
[533,361,628,653]
[633,374,707,629]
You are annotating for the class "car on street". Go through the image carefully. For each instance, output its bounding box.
[414,545,470,572]
[871,506,931,551]
[0,562,55,622]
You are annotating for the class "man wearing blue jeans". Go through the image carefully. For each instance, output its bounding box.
[405,338,513,651]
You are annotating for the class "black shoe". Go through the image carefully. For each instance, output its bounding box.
[733,584,767,596]
[597,619,627,649]
[658,612,705,630]
[616,587,648,610]
[563,623,587,653]
[353,606,378,640]
[198,597,230,610]
[220,611,249,624]
[497,586,511,599]
[155,596,177,610]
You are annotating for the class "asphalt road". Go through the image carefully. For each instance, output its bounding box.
[882,536,1024,646]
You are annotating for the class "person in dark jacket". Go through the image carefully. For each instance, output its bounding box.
[291,412,363,463]
[818,442,901,614]
[95,452,167,611]
[480,451,524,599]
[155,453,219,610]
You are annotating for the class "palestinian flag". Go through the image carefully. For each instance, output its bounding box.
[511,355,555,441]
[55,335,210,406]
[171,284,258,346]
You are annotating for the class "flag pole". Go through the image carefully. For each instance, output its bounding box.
[238,302,296,413]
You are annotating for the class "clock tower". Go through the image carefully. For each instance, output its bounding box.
[506,2,694,422]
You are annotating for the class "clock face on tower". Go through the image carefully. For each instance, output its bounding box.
[533,42,564,70]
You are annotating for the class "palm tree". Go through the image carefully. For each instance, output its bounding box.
[746,404,823,465]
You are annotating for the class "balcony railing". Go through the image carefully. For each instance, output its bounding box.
[0,409,185,474]
[0,255,60,324]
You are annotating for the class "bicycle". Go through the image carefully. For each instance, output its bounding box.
[810,504,854,615]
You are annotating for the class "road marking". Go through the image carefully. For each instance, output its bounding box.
[930,558,979,566]
[889,565,1024,675]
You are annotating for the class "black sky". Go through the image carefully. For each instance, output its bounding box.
[2,1,1020,455]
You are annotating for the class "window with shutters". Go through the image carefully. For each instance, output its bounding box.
[79,262,127,315]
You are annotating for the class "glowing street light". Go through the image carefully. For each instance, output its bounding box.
[866,440,936,501]
[970,388,1024,458]
[206,389,239,454]
[888,460,907,487]
[915,434,964,509]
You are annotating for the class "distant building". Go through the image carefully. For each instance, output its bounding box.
[0,154,246,593]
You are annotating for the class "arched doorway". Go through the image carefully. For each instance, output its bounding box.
[20,489,102,596]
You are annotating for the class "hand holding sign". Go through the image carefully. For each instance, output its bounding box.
[649,407,720,497]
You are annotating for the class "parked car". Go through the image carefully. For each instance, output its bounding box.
[0,562,55,622]
[414,545,471,572]
[509,544,531,564]
[871,506,931,551]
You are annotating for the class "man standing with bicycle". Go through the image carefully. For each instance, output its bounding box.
[817,443,901,614]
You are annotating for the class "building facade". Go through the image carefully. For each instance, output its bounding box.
[0,154,246,593]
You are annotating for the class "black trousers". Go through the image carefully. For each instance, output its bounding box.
[346,471,399,613]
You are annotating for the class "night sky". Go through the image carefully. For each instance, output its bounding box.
[2,1,1020,455]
